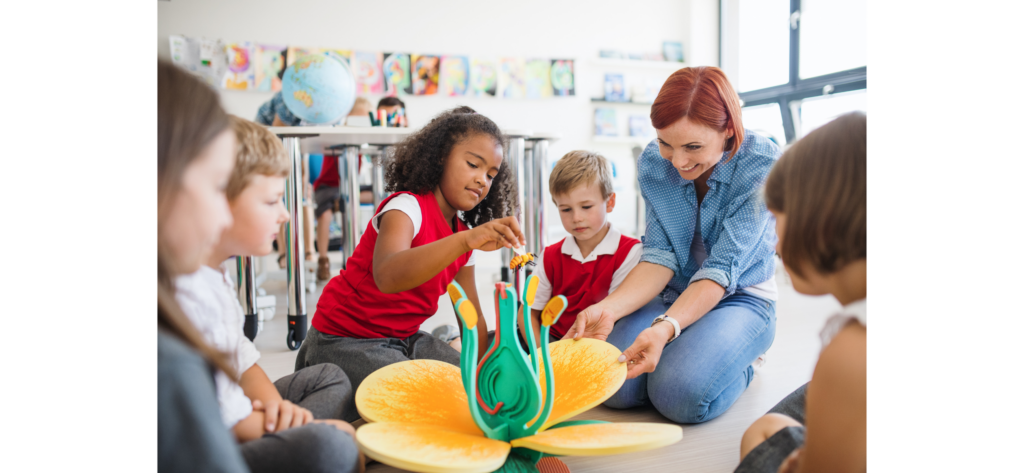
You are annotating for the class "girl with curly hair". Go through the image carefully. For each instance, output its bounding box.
[295,106,525,394]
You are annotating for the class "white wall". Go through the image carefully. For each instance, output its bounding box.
[158,0,719,236]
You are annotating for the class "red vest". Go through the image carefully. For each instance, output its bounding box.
[313,191,473,339]
[543,234,641,339]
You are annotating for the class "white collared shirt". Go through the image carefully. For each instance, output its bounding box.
[529,225,643,311]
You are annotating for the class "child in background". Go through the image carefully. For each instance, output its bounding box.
[175,116,361,473]
[377,96,406,126]
[518,151,643,345]
[295,106,524,394]
[735,112,866,473]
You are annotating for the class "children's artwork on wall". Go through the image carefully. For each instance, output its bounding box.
[382,53,412,96]
[468,58,497,97]
[498,58,526,99]
[524,59,553,99]
[629,115,655,138]
[594,108,618,136]
[222,41,255,90]
[550,59,575,96]
[169,35,225,88]
[412,55,440,95]
[253,44,286,92]
[663,41,685,63]
[353,51,384,94]
[604,73,627,102]
[323,49,352,67]
[286,46,323,66]
[438,56,470,96]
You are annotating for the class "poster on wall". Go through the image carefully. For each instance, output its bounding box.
[412,55,440,95]
[498,57,526,99]
[353,51,384,94]
[594,108,618,136]
[168,35,225,88]
[468,58,497,97]
[438,56,469,96]
[524,59,553,99]
[382,52,412,96]
[253,44,286,92]
[324,49,352,66]
[222,41,255,90]
[550,59,575,96]
[286,46,322,66]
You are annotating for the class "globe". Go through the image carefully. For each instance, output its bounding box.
[281,53,356,124]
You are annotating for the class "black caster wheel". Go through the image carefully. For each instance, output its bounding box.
[286,314,307,351]
[286,328,302,351]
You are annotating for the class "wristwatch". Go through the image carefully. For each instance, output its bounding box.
[651,314,681,343]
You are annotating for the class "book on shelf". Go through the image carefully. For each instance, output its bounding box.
[603,73,627,102]
[629,115,655,139]
[663,41,684,63]
[594,108,618,137]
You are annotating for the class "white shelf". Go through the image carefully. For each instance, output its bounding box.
[588,58,686,71]
[591,136,653,145]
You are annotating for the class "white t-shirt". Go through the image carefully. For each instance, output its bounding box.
[820,299,867,350]
[370,193,477,266]
[530,225,643,311]
[175,265,262,429]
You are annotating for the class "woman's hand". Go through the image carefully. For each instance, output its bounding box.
[562,304,618,341]
[462,216,525,252]
[617,322,675,379]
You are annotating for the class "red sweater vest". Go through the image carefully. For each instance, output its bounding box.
[543,234,640,339]
[313,191,473,339]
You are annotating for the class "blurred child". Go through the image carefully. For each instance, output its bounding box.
[377,96,406,126]
[735,112,866,473]
[175,116,361,473]
[295,106,524,394]
[157,59,247,473]
[517,151,643,345]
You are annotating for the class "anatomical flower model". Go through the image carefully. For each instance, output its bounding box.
[353,274,683,472]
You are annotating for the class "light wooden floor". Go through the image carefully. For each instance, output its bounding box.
[251,250,839,473]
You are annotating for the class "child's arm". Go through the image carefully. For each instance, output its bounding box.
[373,211,524,294]
[517,307,544,349]
[452,265,489,363]
[233,364,314,441]
[794,323,866,473]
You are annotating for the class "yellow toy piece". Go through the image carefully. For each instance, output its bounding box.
[356,422,510,473]
[540,296,567,327]
[510,422,683,456]
[529,338,627,430]
[509,252,537,271]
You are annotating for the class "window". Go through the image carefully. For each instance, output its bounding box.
[722,0,867,144]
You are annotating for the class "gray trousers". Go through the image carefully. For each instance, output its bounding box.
[239,364,359,473]
[734,383,809,473]
[295,327,461,416]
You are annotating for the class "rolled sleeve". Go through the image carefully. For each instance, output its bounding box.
[692,189,772,296]
[639,202,679,274]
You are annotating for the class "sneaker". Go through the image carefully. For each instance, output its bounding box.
[431,324,459,343]
[753,353,768,369]
[316,256,332,281]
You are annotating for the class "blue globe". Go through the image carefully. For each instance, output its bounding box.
[281,53,356,124]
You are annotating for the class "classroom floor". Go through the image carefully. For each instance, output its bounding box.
[248,249,840,473]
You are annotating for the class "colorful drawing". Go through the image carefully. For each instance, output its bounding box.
[498,58,526,99]
[353,51,384,94]
[323,49,352,67]
[412,55,440,95]
[382,53,412,96]
[221,41,255,90]
[353,278,682,472]
[595,108,618,136]
[253,44,286,92]
[550,59,575,96]
[168,35,225,88]
[469,58,497,97]
[286,46,322,66]
[438,56,469,96]
[524,59,553,99]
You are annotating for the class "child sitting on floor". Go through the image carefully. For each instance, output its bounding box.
[175,116,361,473]
[735,112,866,473]
[295,106,525,394]
[519,150,643,345]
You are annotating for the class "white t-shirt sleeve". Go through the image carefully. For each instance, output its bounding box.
[609,243,644,295]
[371,194,422,237]
[465,249,478,267]
[529,251,553,311]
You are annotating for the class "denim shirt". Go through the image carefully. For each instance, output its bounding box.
[638,130,780,304]
[255,91,302,126]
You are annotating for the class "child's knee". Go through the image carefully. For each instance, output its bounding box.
[296,423,360,473]
[740,413,801,459]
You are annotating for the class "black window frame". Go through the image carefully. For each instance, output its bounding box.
[722,0,867,143]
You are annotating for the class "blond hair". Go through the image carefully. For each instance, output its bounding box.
[227,116,290,200]
[350,97,372,116]
[549,150,613,200]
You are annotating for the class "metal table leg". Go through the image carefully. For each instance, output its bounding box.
[283,137,307,350]
[339,145,362,269]
[524,139,549,277]
[236,255,259,341]
[372,146,389,209]
[502,135,527,288]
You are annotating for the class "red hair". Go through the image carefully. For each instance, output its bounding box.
[650,66,744,158]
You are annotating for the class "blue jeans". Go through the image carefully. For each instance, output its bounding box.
[604,291,776,423]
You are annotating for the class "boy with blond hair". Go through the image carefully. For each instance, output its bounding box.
[519,150,643,345]
[176,116,361,473]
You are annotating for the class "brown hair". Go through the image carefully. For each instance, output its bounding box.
[650,66,744,158]
[157,59,237,379]
[549,150,614,201]
[226,116,290,200]
[764,112,866,278]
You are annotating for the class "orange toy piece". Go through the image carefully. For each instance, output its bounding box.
[509,252,537,271]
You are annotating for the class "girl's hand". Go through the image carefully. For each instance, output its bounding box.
[617,323,675,379]
[463,216,525,252]
[562,304,618,341]
[252,398,313,433]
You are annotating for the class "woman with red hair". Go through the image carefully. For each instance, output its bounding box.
[564,66,780,424]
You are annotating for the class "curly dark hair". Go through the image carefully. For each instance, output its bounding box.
[383,106,517,227]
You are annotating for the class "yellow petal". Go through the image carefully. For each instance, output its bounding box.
[357,422,510,473]
[510,422,682,456]
[355,360,483,436]
[524,275,540,307]
[541,296,566,326]
[447,283,465,306]
[457,299,478,329]
[533,338,627,430]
